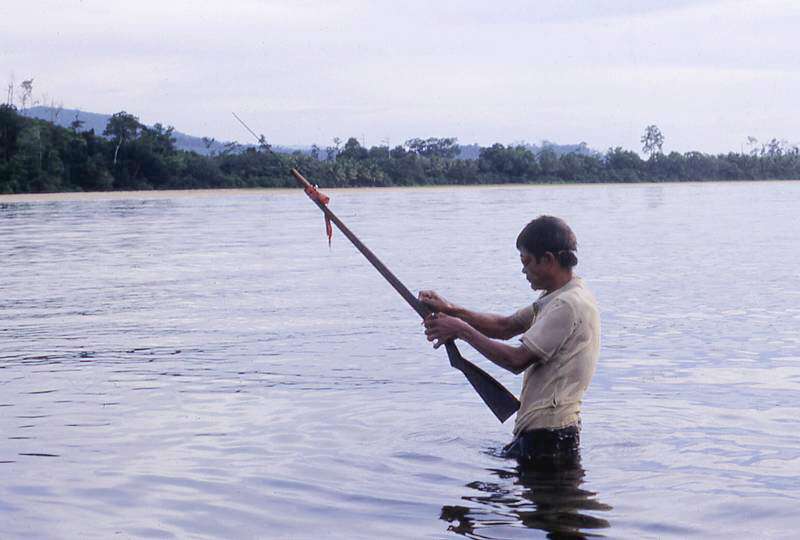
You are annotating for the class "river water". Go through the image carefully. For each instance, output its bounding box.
[1,181,799,539]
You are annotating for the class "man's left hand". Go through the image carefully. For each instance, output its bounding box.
[423,313,469,349]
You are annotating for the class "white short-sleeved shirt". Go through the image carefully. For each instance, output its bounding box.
[509,277,600,434]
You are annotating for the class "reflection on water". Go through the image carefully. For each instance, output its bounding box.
[643,185,665,209]
[443,452,611,539]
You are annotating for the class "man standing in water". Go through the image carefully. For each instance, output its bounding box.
[420,215,600,464]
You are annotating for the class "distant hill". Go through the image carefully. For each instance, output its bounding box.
[22,106,228,155]
[21,106,598,159]
[21,106,307,156]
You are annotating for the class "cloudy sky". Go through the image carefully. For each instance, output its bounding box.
[2,0,797,153]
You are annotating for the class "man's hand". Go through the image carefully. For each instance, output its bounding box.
[424,311,536,374]
[423,313,469,349]
[418,290,453,314]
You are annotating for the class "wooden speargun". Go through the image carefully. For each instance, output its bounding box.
[291,168,520,422]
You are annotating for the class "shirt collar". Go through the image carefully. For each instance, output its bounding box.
[534,276,582,311]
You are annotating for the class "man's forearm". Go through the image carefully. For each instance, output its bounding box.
[447,305,522,340]
[457,325,536,374]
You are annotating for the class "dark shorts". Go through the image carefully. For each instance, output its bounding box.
[501,424,581,466]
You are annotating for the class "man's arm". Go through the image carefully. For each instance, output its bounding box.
[423,313,540,374]
[418,290,527,340]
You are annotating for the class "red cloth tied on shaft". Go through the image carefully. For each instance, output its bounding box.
[304,184,333,246]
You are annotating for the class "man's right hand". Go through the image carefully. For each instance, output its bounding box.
[418,290,453,314]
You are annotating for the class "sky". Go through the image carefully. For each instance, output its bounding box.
[2,0,798,154]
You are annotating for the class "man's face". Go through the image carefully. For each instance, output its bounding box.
[520,249,549,290]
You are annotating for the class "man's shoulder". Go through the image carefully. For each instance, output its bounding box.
[550,278,598,314]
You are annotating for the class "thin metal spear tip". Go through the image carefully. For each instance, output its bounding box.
[231,112,261,144]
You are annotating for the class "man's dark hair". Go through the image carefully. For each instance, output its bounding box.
[516,215,578,268]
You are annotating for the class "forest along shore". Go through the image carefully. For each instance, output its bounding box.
[2,104,799,195]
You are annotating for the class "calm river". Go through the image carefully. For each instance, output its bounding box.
[1,181,799,539]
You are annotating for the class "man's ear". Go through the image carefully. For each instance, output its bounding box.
[542,251,556,266]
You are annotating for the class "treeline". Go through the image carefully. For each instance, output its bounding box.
[1,104,799,194]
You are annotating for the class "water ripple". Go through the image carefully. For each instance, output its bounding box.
[2,183,800,538]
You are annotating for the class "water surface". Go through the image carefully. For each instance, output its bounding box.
[2,181,799,538]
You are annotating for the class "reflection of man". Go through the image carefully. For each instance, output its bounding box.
[441,460,612,537]
[420,215,600,463]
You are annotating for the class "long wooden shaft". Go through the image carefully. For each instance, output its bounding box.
[291,169,430,319]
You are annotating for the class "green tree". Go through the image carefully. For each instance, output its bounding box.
[202,136,216,156]
[0,104,24,162]
[405,137,459,158]
[69,111,85,132]
[537,148,561,180]
[19,79,34,112]
[605,147,644,181]
[478,144,538,181]
[338,137,369,160]
[103,111,141,165]
[367,145,391,161]
[641,124,664,158]
[141,123,176,155]
[389,145,408,159]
